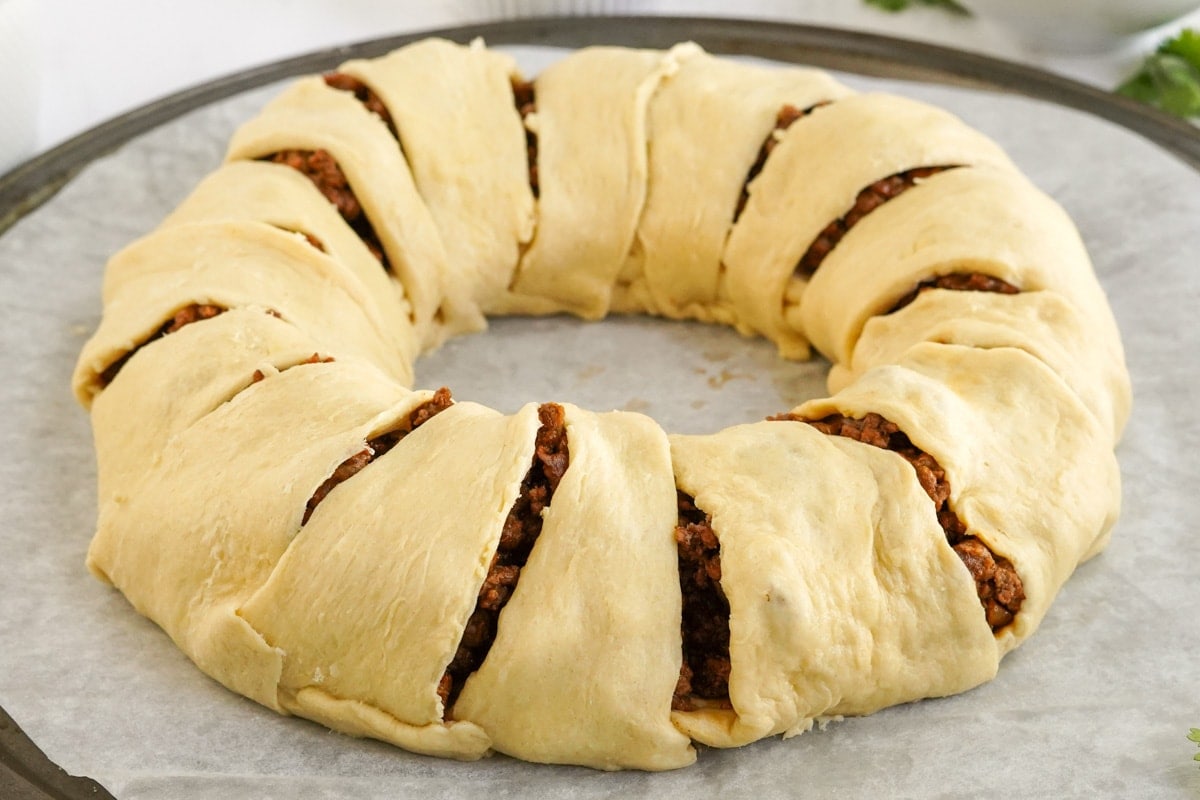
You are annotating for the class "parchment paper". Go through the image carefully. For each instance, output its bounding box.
[1,45,1198,799]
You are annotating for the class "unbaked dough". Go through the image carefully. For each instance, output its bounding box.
[71,38,1129,772]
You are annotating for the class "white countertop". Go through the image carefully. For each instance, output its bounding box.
[4,0,1199,173]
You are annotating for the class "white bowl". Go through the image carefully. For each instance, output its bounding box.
[955,0,1200,53]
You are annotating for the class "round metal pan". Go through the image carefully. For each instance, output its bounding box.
[2,15,1197,800]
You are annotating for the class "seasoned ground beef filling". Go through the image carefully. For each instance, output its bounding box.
[512,79,539,198]
[673,492,732,711]
[890,272,1021,313]
[734,103,822,221]
[98,304,225,386]
[301,387,454,525]
[323,72,397,135]
[795,165,957,277]
[265,149,389,268]
[780,411,1025,630]
[440,403,569,715]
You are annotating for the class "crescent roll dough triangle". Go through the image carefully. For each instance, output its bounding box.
[612,51,851,320]
[506,44,698,317]
[797,342,1120,651]
[724,93,1016,358]
[453,405,693,771]
[670,421,997,747]
[226,77,482,346]
[830,288,1130,437]
[239,401,540,758]
[338,38,536,314]
[163,160,417,336]
[73,39,1130,772]
[796,166,1126,395]
[88,308,333,505]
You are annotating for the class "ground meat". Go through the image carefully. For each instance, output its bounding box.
[889,272,1021,313]
[734,103,824,221]
[772,411,1025,632]
[301,387,454,525]
[795,166,957,278]
[441,403,568,715]
[953,538,1025,629]
[323,72,396,135]
[672,492,732,711]
[512,79,539,198]
[98,304,225,386]
[162,303,223,333]
[265,149,389,268]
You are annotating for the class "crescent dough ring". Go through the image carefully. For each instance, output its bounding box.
[73,39,1128,771]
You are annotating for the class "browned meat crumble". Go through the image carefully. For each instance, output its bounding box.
[301,387,454,525]
[441,403,568,716]
[889,272,1021,314]
[795,166,958,278]
[265,149,389,269]
[672,492,732,712]
[772,411,1025,631]
[734,103,825,221]
[512,79,539,198]
[98,303,225,386]
[323,72,397,136]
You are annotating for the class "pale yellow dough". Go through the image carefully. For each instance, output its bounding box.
[796,343,1121,650]
[725,93,1016,358]
[506,44,697,317]
[73,39,1129,772]
[240,401,541,759]
[225,76,481,347]
[454,405,694,770]
[669,421,998,748]
[339,38,536,316]
[163,160,416,339]
[830,288,1130,438]
[612,50,851,320]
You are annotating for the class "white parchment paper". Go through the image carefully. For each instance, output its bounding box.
[1,45,1198,799]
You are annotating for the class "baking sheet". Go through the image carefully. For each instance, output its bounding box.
[1,40,1199,799]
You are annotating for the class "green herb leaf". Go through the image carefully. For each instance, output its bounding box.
[863,0,969,14]
[1117,30,1200,119]
[1160,28,1200,70]
[1118,54,1200,118]
[1190,728,1200,763]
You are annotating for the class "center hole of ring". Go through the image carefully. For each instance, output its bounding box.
[414,315,830,434]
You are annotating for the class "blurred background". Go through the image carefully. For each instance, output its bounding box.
[2,0,1199,174]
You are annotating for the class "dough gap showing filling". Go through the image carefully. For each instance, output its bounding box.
[511,79,539,198]
[323,72,398,138]
[249,353,336,386]
[776,412,1025,630]
[673,491,731,711]
[301,387,455,525]
[286,229,326,253]
[734,103,825,222]
[98,303,226,386]
[795,165,958,278]
[264,149,390,269]
[440,402,569,717]
[889,272,1020,313]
